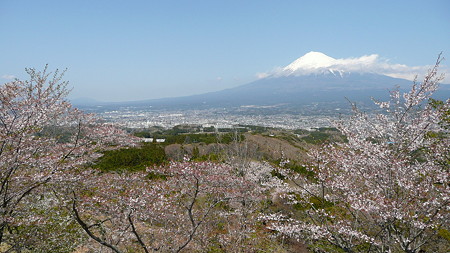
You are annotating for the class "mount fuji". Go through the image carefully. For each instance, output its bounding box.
[80,52,449,112]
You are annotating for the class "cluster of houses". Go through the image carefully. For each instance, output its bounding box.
[141,138,166,143]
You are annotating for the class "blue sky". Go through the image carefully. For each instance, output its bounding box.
[1,0,449,102]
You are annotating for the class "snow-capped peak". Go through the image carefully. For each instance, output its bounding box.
[257,52,432,82]
[283,51,336,72]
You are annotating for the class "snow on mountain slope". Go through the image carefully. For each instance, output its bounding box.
[278,51,383,77]
[283,51,336,71]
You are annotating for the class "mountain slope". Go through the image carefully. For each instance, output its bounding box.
[126,72,419,108]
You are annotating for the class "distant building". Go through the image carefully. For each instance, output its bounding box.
[156,139,166,143]
[142,138,154,142]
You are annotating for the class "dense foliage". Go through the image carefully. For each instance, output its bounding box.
[94,143,166,172]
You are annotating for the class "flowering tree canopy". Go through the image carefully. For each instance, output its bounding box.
[266,56,449,252]
[0,66,133,248]
[71,161,278,252]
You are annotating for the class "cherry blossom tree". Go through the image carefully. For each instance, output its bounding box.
[265,56,449,252]
[70,160,280,252]
[0,66,133,250]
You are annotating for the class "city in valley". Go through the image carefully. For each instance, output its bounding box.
[83,101,364,131]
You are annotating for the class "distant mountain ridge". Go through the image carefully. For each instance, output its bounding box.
[74,52,450,111]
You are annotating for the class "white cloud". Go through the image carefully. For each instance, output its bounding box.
[256,72,269,79]
[259,52,449,83]
[1,74,16,80]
